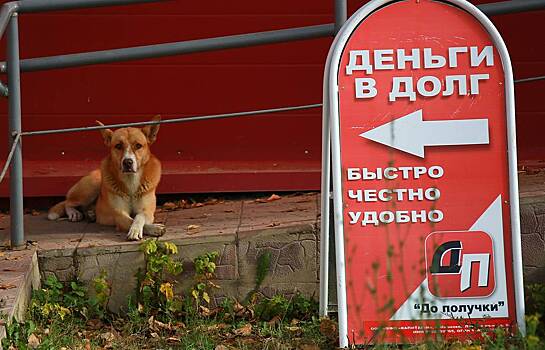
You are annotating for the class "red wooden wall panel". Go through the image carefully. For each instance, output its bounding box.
[0,0,543,196]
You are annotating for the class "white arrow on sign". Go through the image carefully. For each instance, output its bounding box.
[359,109,489,158]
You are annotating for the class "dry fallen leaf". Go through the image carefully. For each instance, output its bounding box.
[199,305,211,317]
[186,224,201,234]
[150,332,159,338]
[204,199,222,206]
[167,337,181,343]
[174,321,186,330]
[267,194,281,201]
[148,316,171,332]
[233,301,244,313]
[267,222,280,228]
[0,283,16,290]
[286,326,302,335]
[86,319,103,330]
[178,200,191,209]
[255,194,282,203]
[319,317,338,342]
[162,202,178,211]
[233,323,252,337]
[4,255,22,261]
[99,332,115,342]
[268,315,281,326]
[27,334,40,349]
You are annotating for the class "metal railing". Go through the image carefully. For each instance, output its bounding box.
[0,0,544,255]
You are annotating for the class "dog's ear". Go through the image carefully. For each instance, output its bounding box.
[96,120,113,147]
[142,115,161,145]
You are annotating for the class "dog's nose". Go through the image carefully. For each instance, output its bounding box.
[123,158,134,168]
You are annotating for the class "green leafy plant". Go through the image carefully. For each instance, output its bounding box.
[87,270,112,320]
[245,251,272,303]
[1,318,37,350]
[29,275,88,322]
[191,251,220,310]
[525,313,544,350]
[135,239,183,319]
[255,251,271,290]
[2,274,110,350]
[255,292,318,322]
[527,283,545,315]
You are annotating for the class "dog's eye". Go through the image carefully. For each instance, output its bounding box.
[115,143,123,150]
[135,143,142,150]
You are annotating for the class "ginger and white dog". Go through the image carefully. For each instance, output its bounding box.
[48,116,165,241]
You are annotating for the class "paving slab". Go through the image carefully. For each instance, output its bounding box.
[239,192,318,233]
[162,199,242,240]
[0,247,40,347]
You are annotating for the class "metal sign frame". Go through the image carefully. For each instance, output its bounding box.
[319,0,525,347]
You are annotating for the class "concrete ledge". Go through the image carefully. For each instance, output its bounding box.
[37,223,320,313]
[0,249,40,349]
[519,199,545,284]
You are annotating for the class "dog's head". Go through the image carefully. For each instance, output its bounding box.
[96,115,160,174]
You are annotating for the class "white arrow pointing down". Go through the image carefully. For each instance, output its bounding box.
[359,109,489,158]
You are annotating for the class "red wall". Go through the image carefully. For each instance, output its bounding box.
[0,0,543,196]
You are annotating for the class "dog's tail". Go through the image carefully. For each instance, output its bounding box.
[47,201,66,221]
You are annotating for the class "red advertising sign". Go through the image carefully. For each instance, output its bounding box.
[322,0,525,346]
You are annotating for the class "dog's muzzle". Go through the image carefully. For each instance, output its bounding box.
[122,158,136,173]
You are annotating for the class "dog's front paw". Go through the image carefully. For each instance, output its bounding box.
[127,225,144,241]
[66,207,84,222]
[143,223,166,237]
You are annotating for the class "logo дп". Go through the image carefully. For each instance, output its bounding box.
[425,231,495,298]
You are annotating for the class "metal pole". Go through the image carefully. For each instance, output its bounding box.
[334,0,347,34]
[21,103,323,136]
[0,133,21,184]
[0,0,542,73]
[319,94,331,317]
[478,0,545,16]
[320,0,347,318]
[0,2,19,43]
[515,75,545,83]
[0,24,335,73]
[0,80,8,96]
[7,13,24,248]
[17,0,168,13]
